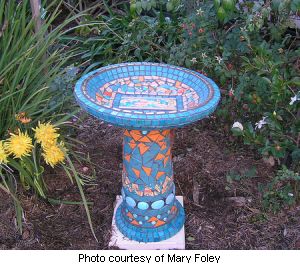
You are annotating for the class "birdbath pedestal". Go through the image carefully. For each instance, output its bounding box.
[74,62,220,249]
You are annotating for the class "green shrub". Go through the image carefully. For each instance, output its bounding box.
[64,1,183,70]
[232,43,299,164]
[170,0,299,168]
[259,167,300,213]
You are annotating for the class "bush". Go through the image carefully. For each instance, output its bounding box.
[171,0,299,169]
[64,0,183,70]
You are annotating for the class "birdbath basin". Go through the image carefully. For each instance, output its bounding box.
[74,62,220,243]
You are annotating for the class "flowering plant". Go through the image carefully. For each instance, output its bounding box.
[0,122,66,199]
[169,0,300,169]
[0,0,96,239]
[0,120,96,239]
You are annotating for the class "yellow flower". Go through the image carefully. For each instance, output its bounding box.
[42,142,66,168]
[33,122,59,147]
[0,141,8,164]
[5,130,33,159]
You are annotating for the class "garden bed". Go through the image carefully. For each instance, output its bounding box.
[1,116,299,250]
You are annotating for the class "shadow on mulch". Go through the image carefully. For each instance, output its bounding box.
[1,116,300,250]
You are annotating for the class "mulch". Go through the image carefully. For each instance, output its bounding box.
[1,116,300,249]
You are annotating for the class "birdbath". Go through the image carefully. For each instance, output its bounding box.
[74,62,220,244]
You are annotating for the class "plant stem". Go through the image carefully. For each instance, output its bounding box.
[30,0,42,34]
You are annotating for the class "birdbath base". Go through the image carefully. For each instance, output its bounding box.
[109,196,185,250]
[115,129,184,243]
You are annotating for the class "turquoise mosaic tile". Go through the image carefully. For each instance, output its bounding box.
[74,62,220,243]
[74,62,220,130]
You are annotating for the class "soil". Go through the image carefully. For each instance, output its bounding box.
[1,116,300,250]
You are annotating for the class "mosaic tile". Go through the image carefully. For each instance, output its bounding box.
[114,129,183,242]
[74,62,220,243]
[74,62,220,130]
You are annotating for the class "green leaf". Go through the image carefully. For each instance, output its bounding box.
[166,2,174,12]
[64,154,98,242]
[136,2,142,14]
[231,127,244,136]
[222,0,235,12]
[146,1,152,11]
[288,77,300,86]
[291,0,300,12]
[217,6,226,21]
[33,178,46,198]
[214,0,221,9]
[262,77,271,84]
[48,198,94,205]
[130,3,136,16]
[272,0,281,11]
[246,122,255,134]
[141,0,148,9]
[291,149,300,162]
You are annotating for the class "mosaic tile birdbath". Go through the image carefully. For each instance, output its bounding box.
[74,62,220,243]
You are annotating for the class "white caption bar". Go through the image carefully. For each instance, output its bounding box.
[1,250,299,265]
